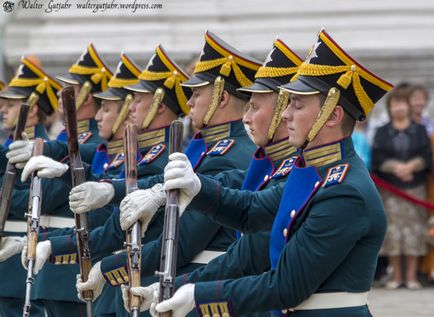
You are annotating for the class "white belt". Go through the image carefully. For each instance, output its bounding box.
[293,291,369,311]
[4,216,76,232]
[191,250,225,264]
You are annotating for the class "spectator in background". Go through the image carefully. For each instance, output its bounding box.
[410,84,434,283]
[352,119,372,170]
[409,85,434,135]
[372,87,432,290]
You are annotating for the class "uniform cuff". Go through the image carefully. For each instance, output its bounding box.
[194,281,234,317]
[100,252,129,286]
[48,235,78,265]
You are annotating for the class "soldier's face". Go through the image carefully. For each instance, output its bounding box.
[1,99,22,130]
[130,92,154,128]
[95,99,122,140]
[243,92,277,147]
[282,93,322,148]
[187,85,213,129]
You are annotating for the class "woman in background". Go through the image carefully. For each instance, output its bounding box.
[372,87,432,289]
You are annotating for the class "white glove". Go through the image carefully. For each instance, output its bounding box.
[21,240,51,274]
[69,182,115,214]
[21,156,69,182]
[120,183,166,234]
[0,236,26,262]
[76,261,104,302]
[121,282,159,313]
[6,132,33,169]
[154,284,195,317]
[163,153,201,214]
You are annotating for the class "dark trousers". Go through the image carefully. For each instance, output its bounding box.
[43,300,86,317]
[0,297,45,317]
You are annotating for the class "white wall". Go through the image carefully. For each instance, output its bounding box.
[3,0,434,119]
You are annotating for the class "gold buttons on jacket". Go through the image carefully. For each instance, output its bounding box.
[283,228,288,237]
[290,209,295,218]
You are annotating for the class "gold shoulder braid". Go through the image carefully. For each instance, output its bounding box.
[302,87,340,150]
[267,89,290,141]
[112,94,133,136]
[202,76,225,126]
[142,88,165,130]
[75,81,92,111]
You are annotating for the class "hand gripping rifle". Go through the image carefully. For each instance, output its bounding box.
[123,124,142,317]
[23,138,44,317]
[156,120,183,317]
[62,86,93,316]
[0,103,30,242]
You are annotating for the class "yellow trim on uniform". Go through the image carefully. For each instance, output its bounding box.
[197,302,231,317]
[255,66,298,79]
[24,126,36,140]
[107,139,124,155]
[156,46,188,81]
[9,59,61,112]
[296,63,377,115]
[68,45,112,91]
[265,139,295,162]
[319,32,393,91]
[138,127,166,148]
[108,53,141,88]
[205,32,261,71]
[138,49,189,115]
[108,77,139,88]
[194,56,255,88]
[274,39,303,66]
[77,119,90,134]
[303,142,342,167]
[202,123,231,143]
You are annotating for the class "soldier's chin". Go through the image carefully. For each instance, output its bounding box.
[287,136,302,148]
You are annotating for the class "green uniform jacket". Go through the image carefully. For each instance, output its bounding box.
[187,138,386,317]
[36,127,172,310]
[0,124,50,299]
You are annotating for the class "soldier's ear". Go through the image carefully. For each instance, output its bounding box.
[218,90,230,108]
[84,92,94,108]
[28,104,39,117]
[325,105,345,128]
[157,101,168,114]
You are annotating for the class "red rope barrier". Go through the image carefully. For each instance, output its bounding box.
[370,174,434,212]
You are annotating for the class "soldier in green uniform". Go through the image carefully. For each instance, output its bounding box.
[151,29,394,317]
[55,43,110,147]
[20,44,192,317]
[0,51,137,316]
[28,31,260,317]
[0,56,61,317]
[118,37,302,316]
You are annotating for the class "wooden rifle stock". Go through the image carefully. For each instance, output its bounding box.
[0,103,30,241]
[157,120,183,317]
[23,138,44,317]
[123,124,142,317]
[62,86,93,316]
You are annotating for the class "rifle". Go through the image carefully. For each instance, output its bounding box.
[156,120,183,317]
[123,124,141,317]
[23,138,44,317]
[62,86,93,316]
[0,103,30,241]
